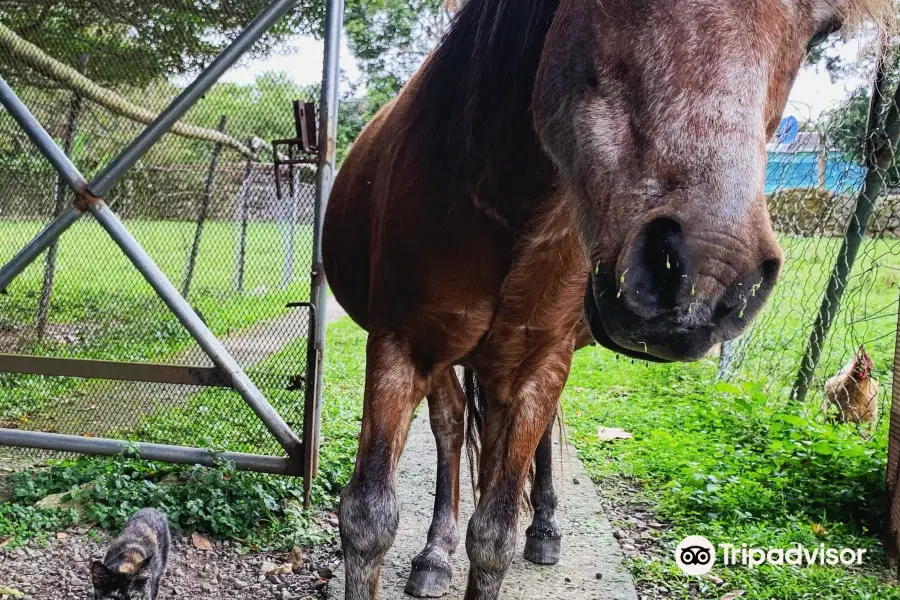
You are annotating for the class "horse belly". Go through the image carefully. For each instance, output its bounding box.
[322,156,374,329]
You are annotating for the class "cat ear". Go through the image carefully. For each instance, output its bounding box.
[135,553,154,574]
[91,561,114,586]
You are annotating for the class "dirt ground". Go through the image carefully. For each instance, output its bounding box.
[0,529,340,600]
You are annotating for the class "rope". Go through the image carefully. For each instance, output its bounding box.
[0,21,274,159]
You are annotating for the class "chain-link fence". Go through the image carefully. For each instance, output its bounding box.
[718,52,900,431]
[0,2,330,477]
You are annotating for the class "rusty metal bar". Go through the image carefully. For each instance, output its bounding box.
[0,429,302,476]
[0,354,230,387]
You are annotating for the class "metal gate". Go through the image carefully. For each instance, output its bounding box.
[0,0,343,504]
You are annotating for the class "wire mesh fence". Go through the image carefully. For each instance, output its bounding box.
[0,6,322,465]
[719,52,900,433]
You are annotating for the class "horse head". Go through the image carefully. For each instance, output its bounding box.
[532,0,892,362]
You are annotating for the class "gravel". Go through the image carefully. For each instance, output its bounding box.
[0,530,340,600]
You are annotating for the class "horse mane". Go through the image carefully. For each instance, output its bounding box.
[402,0,560,210]
[843,0,896,31]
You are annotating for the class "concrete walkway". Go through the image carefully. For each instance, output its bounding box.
[328,404,637,600]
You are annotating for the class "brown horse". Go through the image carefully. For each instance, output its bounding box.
[322,1,891,598]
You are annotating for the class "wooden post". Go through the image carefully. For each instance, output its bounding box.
[183,115,227,299]
[35,54,88,343]
[818,147,828,189]
[234,154,255,293]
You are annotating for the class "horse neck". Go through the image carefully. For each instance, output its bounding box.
[406,0,560,231]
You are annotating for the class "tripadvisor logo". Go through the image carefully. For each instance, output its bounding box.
[675,536,716,575]
[674,536,869,575]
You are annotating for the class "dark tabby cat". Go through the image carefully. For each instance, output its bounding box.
[91,508,171,600]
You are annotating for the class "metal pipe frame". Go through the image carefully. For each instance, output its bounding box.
[0,0,312,472]
[304,0,344,497]
[0,354,230,387]
[0,429,302,476]
[0,77,86,190]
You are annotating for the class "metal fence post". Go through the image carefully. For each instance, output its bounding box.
[35,54,89,341]
[183,115,227,298]
[792,54,900,402]
[304,0,344,504]
[235,153,255,293]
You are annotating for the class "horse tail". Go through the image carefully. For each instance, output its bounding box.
[462,366,541,507]
[463,366,486,499]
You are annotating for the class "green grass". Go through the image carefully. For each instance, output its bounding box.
[0,219,313,422]
[564,351,899,599]
[1,318,366,549]
[733,235,900,399]
[560,235,900,599]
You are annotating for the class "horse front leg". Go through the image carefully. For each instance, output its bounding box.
[405,368,466,598]
[464,350,570,600]
[524,419,561,565]
[340,333,429,600]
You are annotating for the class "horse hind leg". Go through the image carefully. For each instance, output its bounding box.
[340,333,429,600]
[405,368,466,598]
[524,418,562,565]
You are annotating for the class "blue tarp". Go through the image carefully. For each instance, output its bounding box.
[765,151,865,195]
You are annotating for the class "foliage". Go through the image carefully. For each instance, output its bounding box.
[0,504,77,546]
[336,83,395,165]
[564,348,898,599]
[344,0,449,96]
[0,0,323,87]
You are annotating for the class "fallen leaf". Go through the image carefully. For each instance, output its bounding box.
[0,538,11,548]
[55,532,68,540]
[705,573,724,585]
[82,432,95,438]
[721,592,745,600]
[191,532,213,551]
[597,427,633,442]
[811,523,826,536]
[261,561,293,576]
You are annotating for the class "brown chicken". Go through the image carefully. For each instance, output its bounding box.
[823,346,879,425]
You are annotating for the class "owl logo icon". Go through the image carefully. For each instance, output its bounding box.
[675,536,716,575]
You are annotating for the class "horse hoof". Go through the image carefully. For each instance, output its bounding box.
[404,566,452,598]
[524,535,561,565]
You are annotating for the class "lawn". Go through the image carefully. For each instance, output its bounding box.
[727,235,900,403]
[0,219,314,422]
[4,216,900,598]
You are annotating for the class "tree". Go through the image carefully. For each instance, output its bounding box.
[344,0,450,96]
[822,64,900,187]
[0,0,324,87]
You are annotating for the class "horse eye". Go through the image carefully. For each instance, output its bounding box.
[808,19,842,50]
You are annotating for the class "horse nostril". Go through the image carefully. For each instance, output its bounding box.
[622,217,691,315]
[714,258,780,325]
